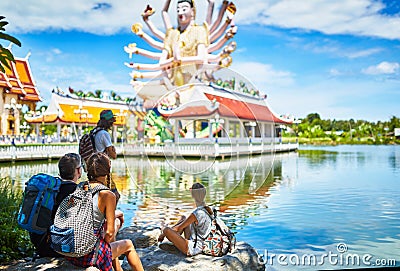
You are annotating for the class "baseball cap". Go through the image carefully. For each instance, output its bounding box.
[100,110,116,121]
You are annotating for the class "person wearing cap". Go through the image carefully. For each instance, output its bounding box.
[94,109,124,270]
[95,109,117,159]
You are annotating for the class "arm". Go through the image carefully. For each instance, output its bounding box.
[206,0,215,26]
[131,23,164,50]
[162,0,173,30]
[125,62,166,71]
[210,17,231,43]
[143,18,166,41]
[138,32,164,51]
[130,70,164,80]
[100,190,117,243]
[141,4,165,41]
[174,213,197,233]
[124,44,162,60]
[210,0,229,33]
[208,26,237,53]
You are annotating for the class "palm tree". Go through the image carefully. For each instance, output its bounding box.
[0,16,21,73]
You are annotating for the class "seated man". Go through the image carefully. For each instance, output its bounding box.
[29,153,81,257]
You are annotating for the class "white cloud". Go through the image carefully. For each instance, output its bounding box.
[231,61,295,91]
[362,61,400,75]
[34,65,133,102]
[236,0,400,40]
[52,48,62,55]
[344,48,383,59]
[295,38,383,59]
[1,0,209,34]
[2,0,400,40]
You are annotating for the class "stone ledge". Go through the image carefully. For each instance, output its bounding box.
[0,226,265,271]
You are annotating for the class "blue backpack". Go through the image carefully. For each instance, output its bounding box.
[17,173,62,234]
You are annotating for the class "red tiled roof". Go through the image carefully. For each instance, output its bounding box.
[205,93,286,123]
[164,105,218,118]
[160,88,291,124]
[0,57,41,101]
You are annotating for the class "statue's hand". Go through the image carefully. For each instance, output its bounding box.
[225,26,238,39]
[142,4,155,20]
[227,2,237,15]
[131,23,144,37]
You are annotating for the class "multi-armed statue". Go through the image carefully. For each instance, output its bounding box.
[125,0,237,96]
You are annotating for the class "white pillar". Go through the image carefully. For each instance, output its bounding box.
[15,112,21,136]
[174,119,179,142]
[35,124,40,142]
[209,120,213,139]
[113,125,117,144]
[57,123,61,142]
[271,123,274,143]
[1,111,7,136]
[261,123,265,141]
[224,119,229,138]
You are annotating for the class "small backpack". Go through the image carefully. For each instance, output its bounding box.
[49,182,109,257]
[78,128,103,165]
[196,208,236,257]
[17,174,62,234]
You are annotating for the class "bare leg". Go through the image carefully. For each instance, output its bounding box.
[111,240,143,271]
[112,216,123,270]
[163,227,189,255]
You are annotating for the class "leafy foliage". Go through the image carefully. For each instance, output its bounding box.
[0,177,33,262]
[0,16,22,73]
[288,113,400,144]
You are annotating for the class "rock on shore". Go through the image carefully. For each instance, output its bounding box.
[0,226,265,271]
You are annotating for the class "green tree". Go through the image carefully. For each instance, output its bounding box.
[388,116,400,131]
[305,113,321,124]
[0,16,21,73]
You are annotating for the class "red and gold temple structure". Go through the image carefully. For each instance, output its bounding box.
[0,53,41,136]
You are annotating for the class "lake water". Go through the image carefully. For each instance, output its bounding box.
[2,145,399,270]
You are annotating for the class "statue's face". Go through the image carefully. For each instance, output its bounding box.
[177,2,193,26]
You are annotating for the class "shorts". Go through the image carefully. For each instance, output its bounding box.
[187,239,203,256]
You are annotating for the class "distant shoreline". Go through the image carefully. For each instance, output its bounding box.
[282,136,399,146]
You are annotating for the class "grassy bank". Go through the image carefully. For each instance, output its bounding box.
[0,178,33,262]
[282,136,400,145]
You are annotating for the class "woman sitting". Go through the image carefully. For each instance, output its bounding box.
[158,182,212,256]
[66,152,143,271]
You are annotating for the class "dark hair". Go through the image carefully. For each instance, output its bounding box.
[96,118,114,130]
[191,182,205,190]
[86,152,111,183]
[58,153,81,180]
[178,0,193,7]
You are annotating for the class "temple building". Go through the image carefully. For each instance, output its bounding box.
[0,53,41,136]
[25,91,145,143]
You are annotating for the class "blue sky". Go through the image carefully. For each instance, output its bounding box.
[2,0,400,122]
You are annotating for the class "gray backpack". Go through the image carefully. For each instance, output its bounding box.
[49,182,109,257]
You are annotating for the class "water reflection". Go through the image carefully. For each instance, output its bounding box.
[119,154,284,231]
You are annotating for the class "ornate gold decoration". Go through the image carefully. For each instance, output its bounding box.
[141,4,155,18]
[227,2,236,15]
[131,23,143,36]
[218,54,232,68]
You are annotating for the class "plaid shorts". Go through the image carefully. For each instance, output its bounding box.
[65,229,112,271]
